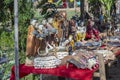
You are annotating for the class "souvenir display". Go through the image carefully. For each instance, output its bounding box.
[87,57,97,70]
[94,50,115,62]
[26,19,41,57]
[108,35,120,41]
[24,5,119,71]
[5,1,120,80]
[74,41,101,50]
[34,56,60,69]
[108,41,120,47]
[25,16,117,70]
[76,22,86,41]
[63,50,98,70]
[114,28,120,35]
[34,51,68,69]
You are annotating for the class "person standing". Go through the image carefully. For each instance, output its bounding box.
[98,12,104,32]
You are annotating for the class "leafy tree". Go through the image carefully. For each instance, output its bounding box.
[0,0,35,79]
[98,0,114,17]
[0,0,14,31]
[36,0,62,19]
[0,0,35,63]
[88,0,101,17]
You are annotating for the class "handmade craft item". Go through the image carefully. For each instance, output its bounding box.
[61,50,98,70]
[34,51,68,69]
[26,19,43,57]
[76,22,86,41]
[34,56,60,69]
[94,50,115,62]
[87,57,97,70]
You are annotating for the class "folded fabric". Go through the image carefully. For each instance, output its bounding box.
[85,42,93,47]
[92,42,101,46]
[109,36,120,41]
[67,58,86,69]
[108,41,120,47]
[74,42,83,47]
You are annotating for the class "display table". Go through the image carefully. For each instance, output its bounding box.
[10,64,96,80]
[10,47,120,80]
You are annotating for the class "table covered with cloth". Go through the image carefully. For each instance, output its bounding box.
[10,64,96,80]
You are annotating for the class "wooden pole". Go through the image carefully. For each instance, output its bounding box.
[80,0,85,21]
[74,0,77,13]
[14,0,19,80]
[84,0,88,12]
[97,54,106,80]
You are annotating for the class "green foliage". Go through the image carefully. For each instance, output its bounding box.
[88,0,114,18]
[0,0,35,79]
[88,0,101,17]
[99,0,114,17]
[0,49,14,80]
[37,0,64,19]
[17,0,35,64]
[0,0,13,24]
[0,31,14,50]
[34,10,44,23]
[37,2,57,19]
[37,0,48,8]
[0,0,34,53]
[54,0,62,6]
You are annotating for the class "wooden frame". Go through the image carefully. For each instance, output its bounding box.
[93,53,106,80]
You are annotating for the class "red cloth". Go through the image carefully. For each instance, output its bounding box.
[63,2,67,8]
[10,64,96,80]
[85,20,100,41]
[86,28,99,41]
[114,49,120,56]
[62,0,67,8]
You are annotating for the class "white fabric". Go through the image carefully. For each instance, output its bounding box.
[48,18,53,24]
[47,23,53,30]
[37,25,44,30]
[30,19,37,26]
[77,27,86,33]
[42,19,47,25]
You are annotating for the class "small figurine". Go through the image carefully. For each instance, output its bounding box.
[87,58,97,70]
[68,46,73,55]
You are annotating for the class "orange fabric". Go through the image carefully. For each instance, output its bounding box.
[26,25,42,57]
[26,25,36,56]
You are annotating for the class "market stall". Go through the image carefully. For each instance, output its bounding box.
[10,1,120,80]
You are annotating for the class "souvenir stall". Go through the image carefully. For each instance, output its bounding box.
[10,12,98,80]
[10,2,120,80]
[10,18,120,80]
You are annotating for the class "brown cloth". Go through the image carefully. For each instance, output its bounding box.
[26,25,42,57]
